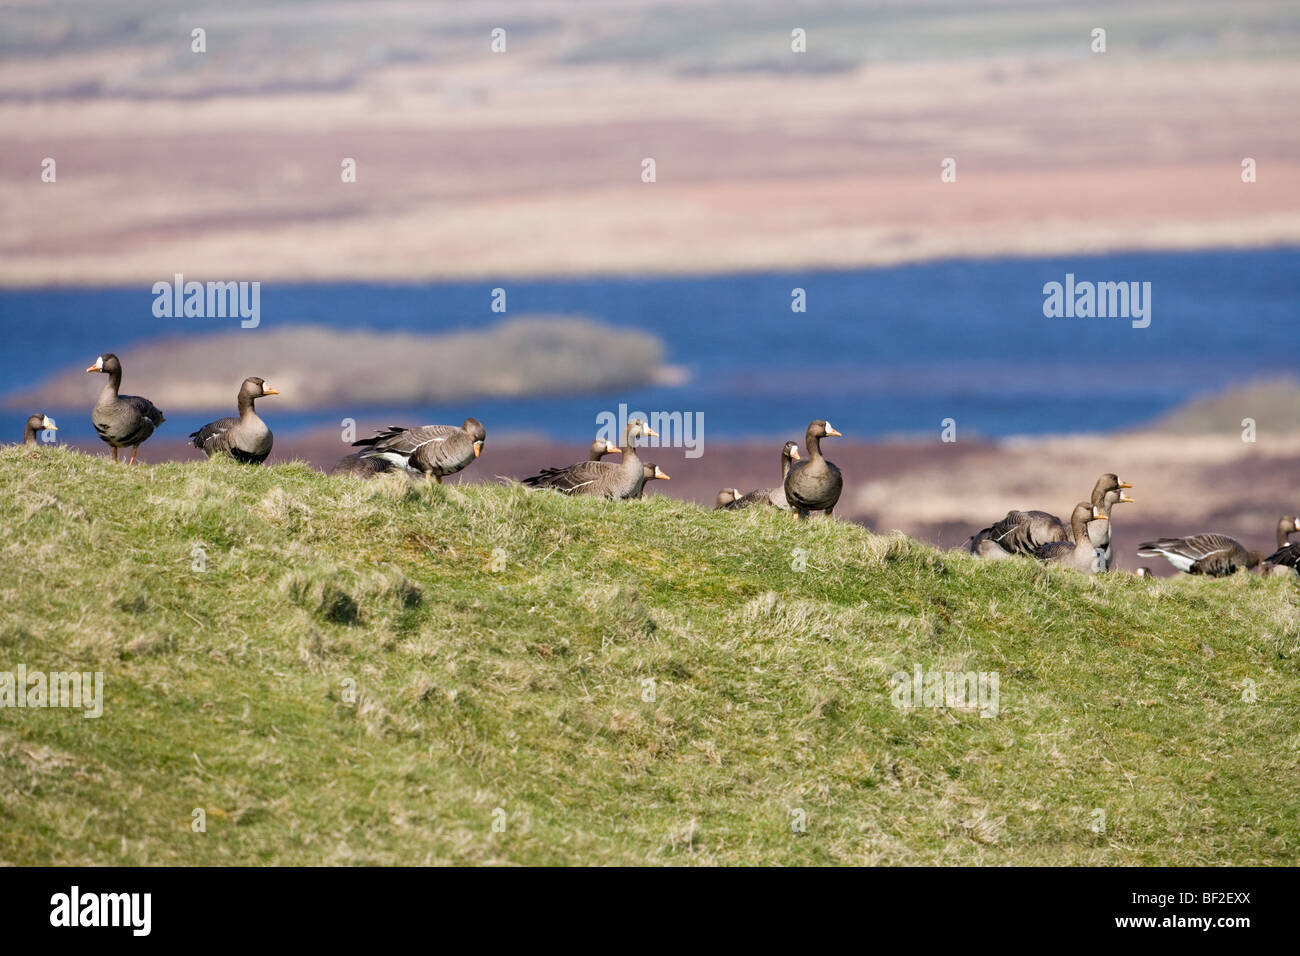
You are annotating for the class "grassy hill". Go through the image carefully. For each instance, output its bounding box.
[2,447,1298,865]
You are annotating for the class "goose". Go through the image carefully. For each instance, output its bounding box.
[23,414,57,446]
[353,417,485,482]
[86,353,165,463]
[1136,533,1264,577]
[1088,485,1135,571]
[1259,515,1300,575]
[1033,503,1107,573]
[521,419,656,498]
[966,473,1132,557]
[725,441,801,510]
[784,420,842,518]
[715,488,743,509]
[189,377,279,464]
[588,438,621,461]
[330,452,395,479]
[637,463,671,498]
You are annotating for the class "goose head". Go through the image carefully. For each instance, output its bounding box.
[27,413,57,433]
[85,353,120,375]
[716,488,742,507]
[462,417,486,457]
[642,463,671,482]
[240,376,280,400]
[782,441,802,463]
[624,418,658,447]
[807,420,842,440]
[1091,473,1133,507]
[590,438,621,459]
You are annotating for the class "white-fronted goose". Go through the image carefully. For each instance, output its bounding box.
[189,377,279,464]
[86,353,165,463]
[967,473,1132,557]
[1088,484,1135,571]
[23,414,57,446]
[726,441,801,510]
[1259,515,1300,575]
[330,451,395,479]
[1137,533,1264,577]
[784,420,842,518]
[589,438,621,461]
[637,463,671,498]
[715,488,743,509]
[521,419,656,498]
[1033,503,1107,573]
[354,417,485,483]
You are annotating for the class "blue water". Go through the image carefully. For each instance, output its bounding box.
[2,247,1296,442]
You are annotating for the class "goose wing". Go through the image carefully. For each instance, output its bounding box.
[523,459,616,493]
[1137,533,1248,576]
[1264,542,1300,569]
[985,509,1069,555]
[189,416,239,455]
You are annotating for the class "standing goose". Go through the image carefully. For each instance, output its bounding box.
[521,420,656,498]
[1033,503,1107,573]
[1088,484,1136,571]
[189,377,279,464]
[354,417,485,483]
[784,420,843,518]
[1259,515,1300,575]
[637,463,671,498]
[725,441,802,510]
[23,414,57,446]
[1136,533,1264,577]
[966,473,1132,557]
[86,353,165,463]
[715,488,743,509]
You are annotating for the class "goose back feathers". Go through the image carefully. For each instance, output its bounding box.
[86,353,164,462]
[189,377,279,464]
[1263,516,1300,574]
[355,417,485,482]
[784,420,842,518]
[1137,534,1262,577]
[330,451,395,479]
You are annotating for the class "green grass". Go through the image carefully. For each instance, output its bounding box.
[2,446,1298,865]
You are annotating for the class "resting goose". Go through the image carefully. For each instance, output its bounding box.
[1259,515,1300,575]
[521,419,656,498]
[86,353,165,463]
[966,473,1132,558]
[23,414,57,446]
[189,377,279,464]
[354,417,485,483]
[1033,503,1107,573]
[784,420,843,518]
[330,452,395,479]
[715,488,743,509]
[1136,533,1264,577]
[637,463,671,498]
[726,441,801,510]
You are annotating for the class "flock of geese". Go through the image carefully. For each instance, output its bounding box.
[14,352,1300,580]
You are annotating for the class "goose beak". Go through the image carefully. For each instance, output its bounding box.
[85,357,103,372]
[825,424,842,437]
[643,426,659,438]
[473,441,483,458]
[655,468,671,480]
[1293,518,1300,531]
[1092,511,1108,521]
[262,385,280,395]
[1119,480,1132,489]
[1119,493,1135,504]
[42,416,57,430]
[790,447,801,460]
[609,444,622,455]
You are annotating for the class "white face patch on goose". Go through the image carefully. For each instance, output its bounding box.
[42,416,57,429]
[92,356,104,369]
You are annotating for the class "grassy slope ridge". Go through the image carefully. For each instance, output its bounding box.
[1,448,1298,865]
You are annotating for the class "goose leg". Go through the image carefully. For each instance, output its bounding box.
[111,446,119,463]
[128,445,139,465]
